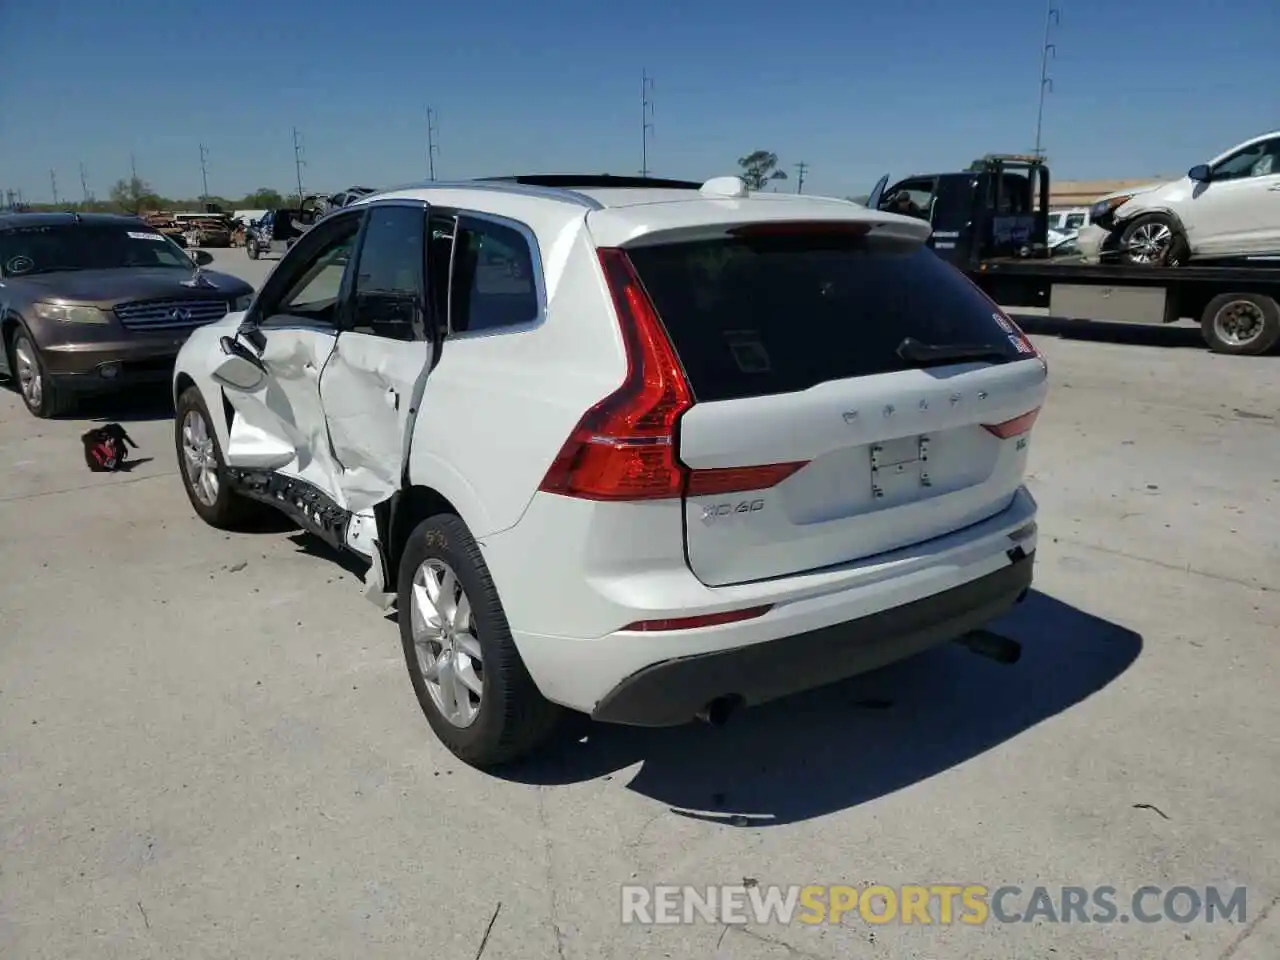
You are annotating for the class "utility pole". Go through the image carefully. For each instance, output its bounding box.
[426,107,440,181]
[292,127,307,204]
[199,143,210,202]
[80,163,91,203]
[640,69,655,177]
[49,169,59,206]
[795,161,808,194]
[130,153,138,181]
[1033,0,1060,159]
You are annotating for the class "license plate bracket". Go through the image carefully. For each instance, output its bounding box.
[870,435,932,499]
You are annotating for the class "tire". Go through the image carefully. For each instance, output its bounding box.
[398,513,561,767]
[1199,293,1280,356]
[246,241,259,260]
[7,327,75,418]
[1118,213,1188,266]
[174,385,268,528]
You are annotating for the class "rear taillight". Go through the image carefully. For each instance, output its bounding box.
[537,248,694,501]
[983,408,1040,439]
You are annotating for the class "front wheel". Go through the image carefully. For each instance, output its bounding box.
[1118,213,1188,266]
[398,513,561,767]
[174,386,268,528]
[246,241,259,260]
[8,328,74,418]
[1200,293,1280,355]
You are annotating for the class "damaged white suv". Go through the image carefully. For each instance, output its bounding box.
[173,174,1048,767]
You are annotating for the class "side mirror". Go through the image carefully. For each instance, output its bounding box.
[1188,164,1211,183]
[191,249,214,267]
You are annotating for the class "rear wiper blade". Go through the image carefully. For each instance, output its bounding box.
[896,337,1008,365]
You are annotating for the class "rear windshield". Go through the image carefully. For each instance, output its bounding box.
[0,223,193,277]
[627,233,1027,403]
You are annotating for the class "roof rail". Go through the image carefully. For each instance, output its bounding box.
[476,174,704,190]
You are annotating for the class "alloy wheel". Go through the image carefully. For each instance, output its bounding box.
[410,558,484,728]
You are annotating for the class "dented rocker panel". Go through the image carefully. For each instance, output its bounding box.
[225,467,352,550]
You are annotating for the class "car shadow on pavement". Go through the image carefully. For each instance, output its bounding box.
[499,591,1142,826]
[1010,314,1205,350]
[78,384,176,423]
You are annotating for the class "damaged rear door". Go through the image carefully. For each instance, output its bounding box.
[317,201,435,513]
[211,208,364,501]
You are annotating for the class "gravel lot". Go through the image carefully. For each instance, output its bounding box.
[2,248,1278,960]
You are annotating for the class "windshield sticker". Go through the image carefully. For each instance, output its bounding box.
[992,312,1015,333]
[5,256,34,275]
[127,231,167,241]
[1009,334,1034,354]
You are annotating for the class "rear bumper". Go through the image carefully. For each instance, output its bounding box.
[593,549,1033,726]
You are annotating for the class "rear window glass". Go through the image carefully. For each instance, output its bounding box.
[626,233,1026,403]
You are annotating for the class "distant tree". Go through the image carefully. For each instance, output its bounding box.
[737,150,788,191]
[239,188,286,208]
[109,176,161,214]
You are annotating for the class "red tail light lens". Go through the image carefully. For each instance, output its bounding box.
[685,462,808,497]
[537,248,694,501]
[622,604,773,632]
[983,408,1040,439]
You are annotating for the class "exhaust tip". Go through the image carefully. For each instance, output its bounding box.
[696,696,743,726]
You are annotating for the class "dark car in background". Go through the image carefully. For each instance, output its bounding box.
[0,212,255,417]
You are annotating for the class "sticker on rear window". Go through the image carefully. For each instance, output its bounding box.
[725,330,771,373]
[127,231,167,241]
[992,311,1015,333]
[6,256,34,274]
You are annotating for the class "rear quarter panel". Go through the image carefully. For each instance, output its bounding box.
[406,221,627,540]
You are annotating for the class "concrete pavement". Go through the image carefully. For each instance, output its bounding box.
[2,248,1277,959]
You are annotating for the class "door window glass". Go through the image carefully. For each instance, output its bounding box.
[265,214,362,327]
[1211,139,1280,181]
[449,216,539,334]
[351,206,427,341]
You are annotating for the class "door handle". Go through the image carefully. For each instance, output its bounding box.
[386,387,400,411]
[1269,184,1280,191]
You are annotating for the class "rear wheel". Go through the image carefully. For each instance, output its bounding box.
[1118,213,1188,266]
[398,513,561,767]
[175,386,269,528]
[1200,293,1280,355]
[8,328,74,418]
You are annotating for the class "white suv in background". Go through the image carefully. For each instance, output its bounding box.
[172,174,1048,767]
[1080,130,1280,265]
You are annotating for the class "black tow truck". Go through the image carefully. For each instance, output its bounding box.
[867,155,1280,355]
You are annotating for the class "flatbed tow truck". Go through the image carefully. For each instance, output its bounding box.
[867,155,1280,355]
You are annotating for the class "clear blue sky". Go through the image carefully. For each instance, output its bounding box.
[2,0,1276,203]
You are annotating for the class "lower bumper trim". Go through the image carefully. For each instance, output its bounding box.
[591,552,1035,727]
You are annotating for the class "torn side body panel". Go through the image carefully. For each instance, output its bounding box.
[216,328,349,502]
[317,331,434,514]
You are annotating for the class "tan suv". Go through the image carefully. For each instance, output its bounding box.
[0,212,254,417]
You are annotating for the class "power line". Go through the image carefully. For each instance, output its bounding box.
[199,143,210,201]
[795,161,808,194]
[427,107,440,181]
[292,127,307,202]
[1033,0,1060,159]
[640,69,655,177]
[80,162,91,203]
[49,169,59,206]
